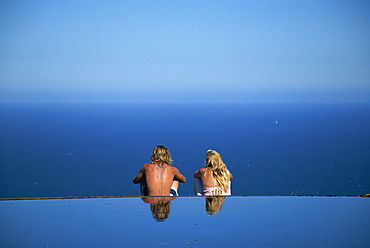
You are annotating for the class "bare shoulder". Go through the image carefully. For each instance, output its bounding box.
[194,167,206,178]
[142,163,153,170]
[167,164,179,172]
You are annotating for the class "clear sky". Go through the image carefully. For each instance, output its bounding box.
[1,0,369,103]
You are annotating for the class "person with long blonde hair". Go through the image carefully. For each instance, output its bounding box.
[133,145,186,196]
[194,150,233,196]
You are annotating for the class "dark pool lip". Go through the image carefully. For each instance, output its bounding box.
[1,194,369,201]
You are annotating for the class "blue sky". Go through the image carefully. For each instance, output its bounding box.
[1,0,369,103]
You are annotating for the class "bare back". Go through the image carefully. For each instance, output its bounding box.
[141,163,186,196]
[194,167,233,187]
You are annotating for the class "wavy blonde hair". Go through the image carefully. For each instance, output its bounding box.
[205,196,226,215]
[205,150,231,192]
[150,200,171,221]
[150,145,173,167]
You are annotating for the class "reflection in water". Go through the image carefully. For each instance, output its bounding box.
[141,197,176,222]
[205,196,226,215]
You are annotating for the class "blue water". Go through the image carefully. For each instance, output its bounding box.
[2,197,369,247]
[1,103,369,198]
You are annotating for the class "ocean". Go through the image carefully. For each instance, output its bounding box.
[0,102,369,198]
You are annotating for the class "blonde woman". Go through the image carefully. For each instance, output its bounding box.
[194,150,233,196]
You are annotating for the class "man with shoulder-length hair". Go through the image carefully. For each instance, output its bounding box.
[133,145,186,196]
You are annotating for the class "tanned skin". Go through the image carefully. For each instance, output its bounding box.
[133,163,186,196]
[194,168,233,187]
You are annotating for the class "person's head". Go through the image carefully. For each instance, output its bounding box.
[205,196,226,215]
[205,149,231,191]
[150,200,171,221]
[150,145,173,167]
[205,150,225,170]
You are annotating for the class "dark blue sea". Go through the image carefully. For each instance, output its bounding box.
[1,103,369,198]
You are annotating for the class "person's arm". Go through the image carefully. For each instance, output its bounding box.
[133,166,145,184]
[174,168,186,183]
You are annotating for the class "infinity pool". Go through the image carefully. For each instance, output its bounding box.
[1,196,369,247]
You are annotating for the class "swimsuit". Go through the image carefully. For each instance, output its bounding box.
[170,187,179,196]
[202,185,231,196]
[194,177,232,196]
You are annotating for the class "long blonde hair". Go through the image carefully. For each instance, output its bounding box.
[150,145,173,167]
[205,196,226,215]
[205,150,231,192]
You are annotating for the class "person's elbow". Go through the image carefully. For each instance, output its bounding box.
[177,175,186,183]
[179,176,186,183]
[133,177,139,184]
